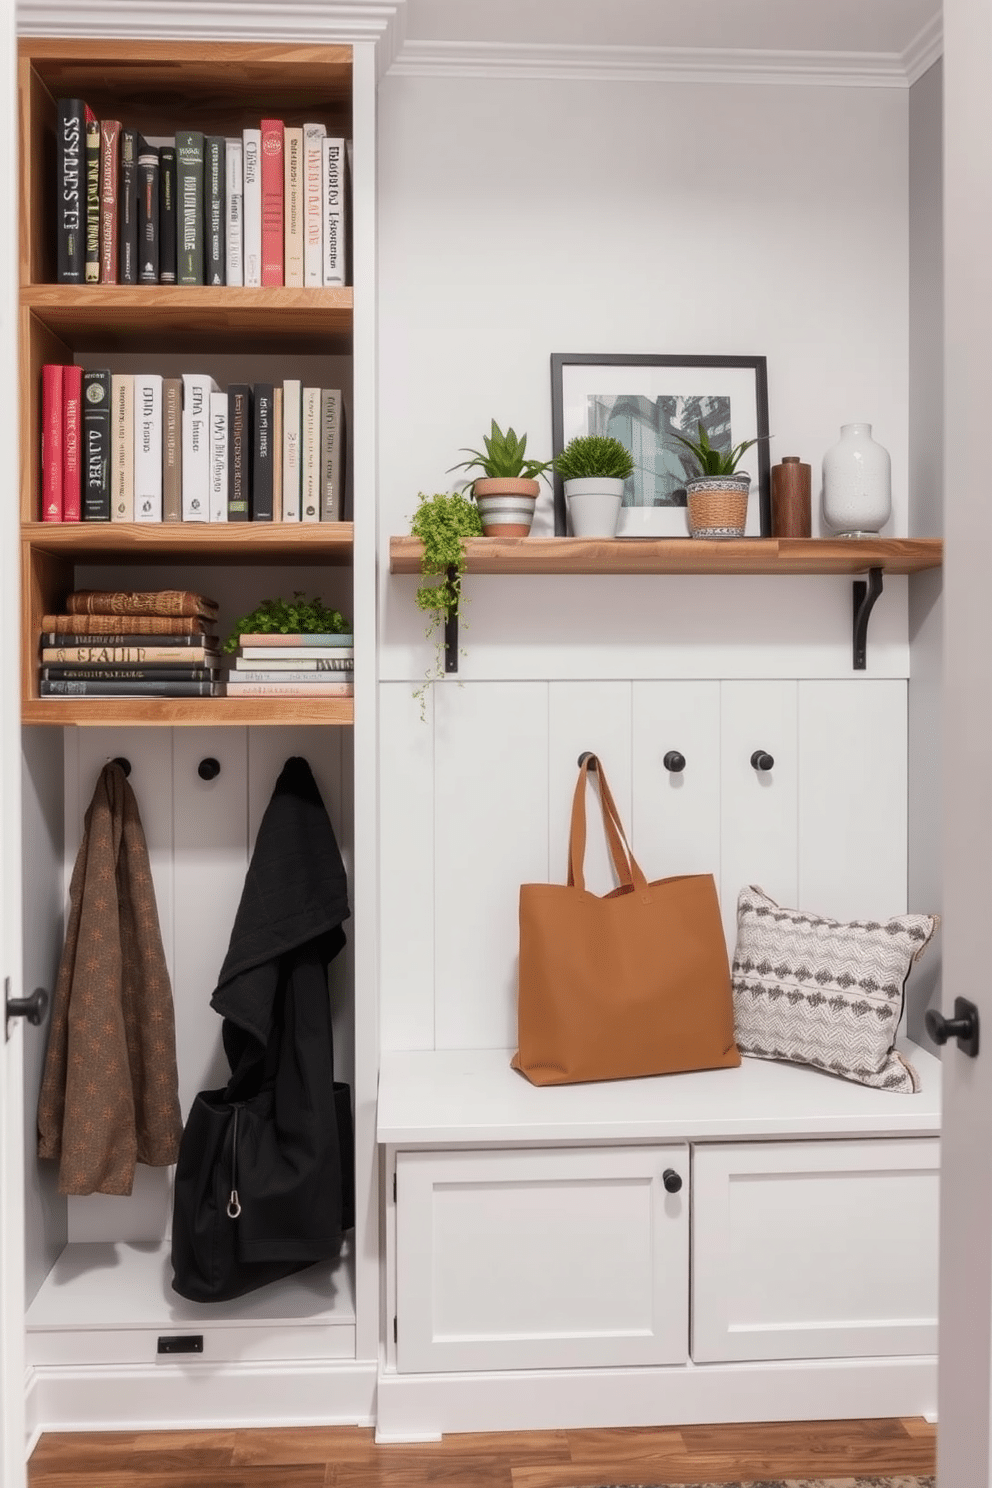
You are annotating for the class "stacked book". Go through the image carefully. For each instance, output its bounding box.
[224,631,354,698]
[40,590,222,698]
[55,99,348,287]
[40,369,344,525]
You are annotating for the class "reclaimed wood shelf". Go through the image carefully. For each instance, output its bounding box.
[388,536,943,577]
[23,521,354,565]
[21,696,355,728]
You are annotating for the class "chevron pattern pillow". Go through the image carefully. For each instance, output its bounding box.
[732,886,938,1093]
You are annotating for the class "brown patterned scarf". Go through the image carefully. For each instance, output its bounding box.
[37,762,183,1195]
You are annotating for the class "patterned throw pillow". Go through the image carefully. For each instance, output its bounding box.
[732,885,938,1093]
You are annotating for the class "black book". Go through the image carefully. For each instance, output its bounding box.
[175,130,205,286]
[84,113,101,283]
[159,144,177,284]
[118,127,139,285]
[40,679,220,697]
[138,137,160,284]
[227,383,252,521]
[41,666,218,682]
[56,99,85,283]
[40,630,213,647]
[205,135,226,285]
[251,383,274,520]
[81,370,112,521]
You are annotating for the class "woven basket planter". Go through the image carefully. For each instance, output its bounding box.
[685,474,751,538]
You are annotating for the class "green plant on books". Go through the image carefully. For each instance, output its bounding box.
[671,421,767,477]
[553,434,635,482]
[410,490,483,718]
[448,420,552,487]
[223,592,351,654]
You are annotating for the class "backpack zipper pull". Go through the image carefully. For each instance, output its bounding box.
[226,1105,242,1219]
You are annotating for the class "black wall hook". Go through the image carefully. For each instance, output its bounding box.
[198,758,221,781]
[577,752,598,770]
[110,756,132,777]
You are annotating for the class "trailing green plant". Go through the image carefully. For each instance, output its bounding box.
[224,592,351,653]
[448,419,552,485]
[672,421,768,478]
[553,434,635,482]
[410,491,484,717]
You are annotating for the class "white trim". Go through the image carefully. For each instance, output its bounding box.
[904,14,943,85]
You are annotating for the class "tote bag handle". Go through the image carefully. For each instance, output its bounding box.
[567,754,649,895]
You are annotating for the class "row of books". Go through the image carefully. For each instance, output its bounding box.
[39,589,224,698]
[224,632,354,698]
[41,367,345,524]
[56,100,348,288]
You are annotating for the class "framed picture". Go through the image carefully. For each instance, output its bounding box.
[550,353,771,538]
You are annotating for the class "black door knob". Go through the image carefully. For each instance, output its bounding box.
[663,751,686,773]
[6,987,49,1027]
[198,757,221,780]
[925,997,979,1058]
[662,1168,682,1194]
[751,750,775,772]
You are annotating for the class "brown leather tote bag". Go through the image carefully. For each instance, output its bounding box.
[513,754,740,1086]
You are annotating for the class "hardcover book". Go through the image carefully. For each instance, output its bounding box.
[251,383,274,520]
[41,363,63,521]
[62,364,83,522]
[133,373,163,522]
[181,372,218,521]
[283,125,304,287]
[238,644,354,660]
[99,120,121,283]
[40,679,221,697]
[42,666,218,682]
[175,129,205,286]
[233,658,354,673]
[138,137,160,284]
[227,383,252,520]
[66,589,219,617]
[321,136,347,286]
[223,681,353,696]
[272,386,283,520]
[56,99,85,283]
[209,389,229,523]
[162,377,183,521]
[41,614,212,636]
[303,122,326,286]
[84,110,101,284]
[118,127,139,285]
[159,144,177,284]
[205,135,226,285]
[301,386,321,522]
[42,644,218,665]
[260,118,285,285]
[320,388,344,521]
[242,127,262,287]
[82,369,112,520]
[225,137,244,286]
[236,633,353,647]
[111,371,133,522]
[281,377,302,521]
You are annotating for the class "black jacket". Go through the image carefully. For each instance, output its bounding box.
[171,756,353,1302]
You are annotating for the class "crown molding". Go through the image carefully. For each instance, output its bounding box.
[903,14,943,86]
[387,38,926,88]
[16,1,408,73]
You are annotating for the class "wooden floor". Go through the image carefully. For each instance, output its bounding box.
[28,1418,936,1487]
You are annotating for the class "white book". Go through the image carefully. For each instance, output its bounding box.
[283,125,304,287]
[225,137,243,286]
[242,127,262,288]
[321,136,347,286]
[209,389,229,523]
[180,372,218,522]
[132,373,163,522]
[282,377,302,521]
[111,372,133,522]
[301,386,322,523]
[302,122,325,286]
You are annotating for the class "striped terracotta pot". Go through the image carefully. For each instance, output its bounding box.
[472,478,540,537]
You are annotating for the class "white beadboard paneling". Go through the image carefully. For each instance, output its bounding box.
[379,683,436,1052]
[547,682,631,898]
[632,682,722,882]
[720,682,799,949]
[433,683,548,1050]
[798,680,909,920]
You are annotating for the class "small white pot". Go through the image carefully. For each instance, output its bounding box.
[565,478,624,538]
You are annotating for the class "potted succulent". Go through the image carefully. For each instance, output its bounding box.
[553,434,634,537]
[409,490,483,717]
[672,422,767,538]
[449,419,552,536]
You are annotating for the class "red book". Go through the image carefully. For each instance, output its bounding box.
[41,363,63,521]
[99,119,121,283]
[260,118,284,285]
[61,363,83,522]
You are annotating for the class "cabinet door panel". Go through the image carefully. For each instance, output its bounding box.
[798,680,908,919]
[548,682,631,896]
[632,682,721,883]
[692,1138,939,1362]
[720,681,798,948]
[395,1145,689,1373]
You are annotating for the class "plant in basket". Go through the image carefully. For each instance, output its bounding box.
[672,422,770,539]
[448,419,552,536]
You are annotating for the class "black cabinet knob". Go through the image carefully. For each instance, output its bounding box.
[925,997,979,1058]
[663,751,686,773]
[662,1168,682,1194]
[198,757,221,780]
[751,750,775,772]
[6,986,49,1027]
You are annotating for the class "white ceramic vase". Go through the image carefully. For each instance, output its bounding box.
[821,423,891,536]
[565,477,623,538]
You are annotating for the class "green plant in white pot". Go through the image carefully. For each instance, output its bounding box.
[449,420,552,536]
[553,434,634,537]
[672,422,766,539]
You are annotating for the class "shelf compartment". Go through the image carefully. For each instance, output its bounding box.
[389,536,944,577]
[22,697,356,728]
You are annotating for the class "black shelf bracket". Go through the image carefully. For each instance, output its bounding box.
[852,567,884,670]
[443,566,459,673]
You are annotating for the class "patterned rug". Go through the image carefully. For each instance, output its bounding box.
[569,1480,935,1488]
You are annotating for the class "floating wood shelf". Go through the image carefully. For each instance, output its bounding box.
[388,536,943,577]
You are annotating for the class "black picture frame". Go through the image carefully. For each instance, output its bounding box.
[550,352,771,538]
